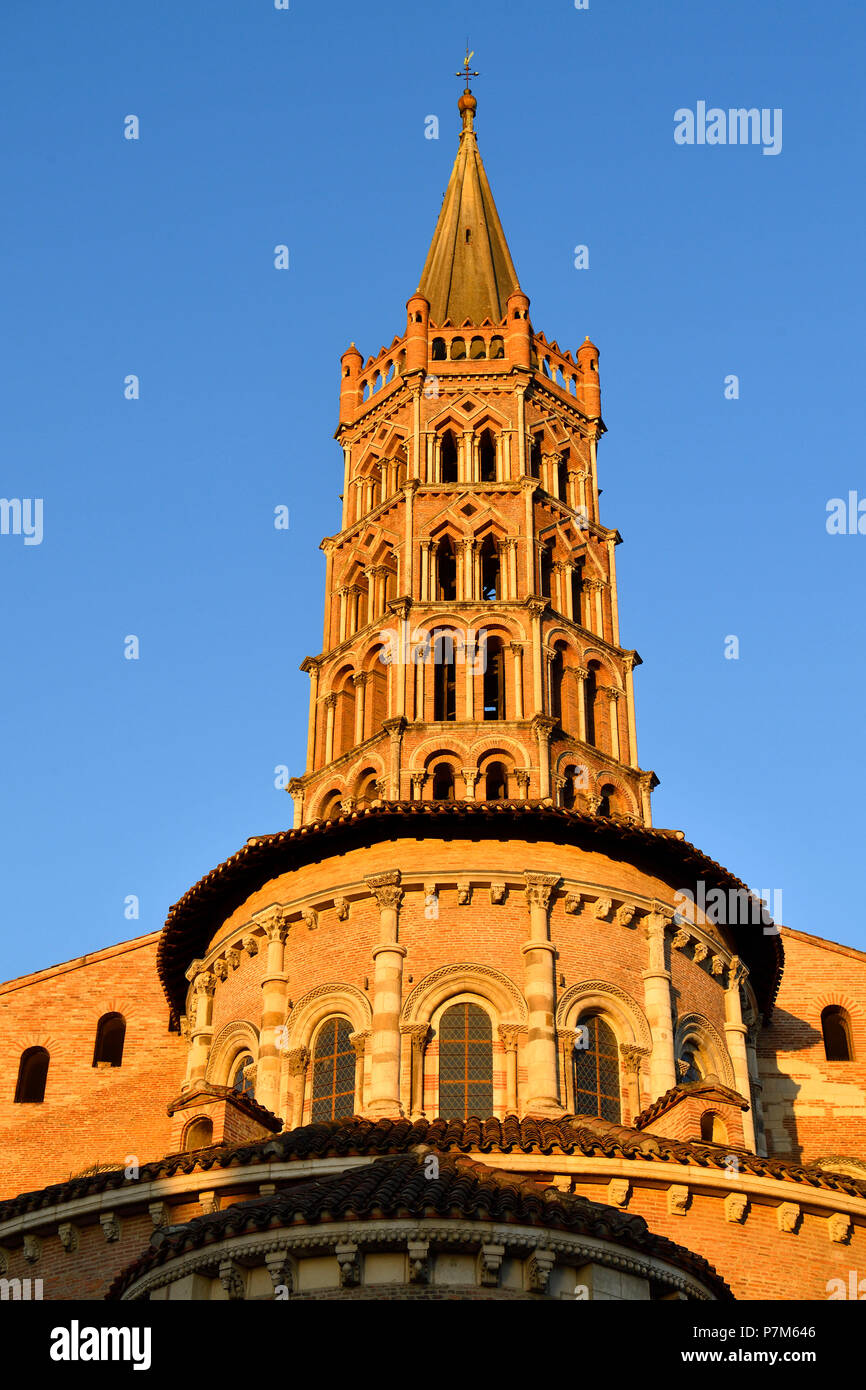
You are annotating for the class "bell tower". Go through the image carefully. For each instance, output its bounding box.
[289,86,657,829]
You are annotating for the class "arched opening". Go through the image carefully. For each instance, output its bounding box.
[529,432,543,479]
[480,535,500,600]
[14,1047,49,1104]
[320,790,344,822]
[680,1048,703,1084]
[436,537,457,600]
[557,448,570,500]
[92,1013,126,1068]
[597,782,617,818]
[432,630,457,721]
[232,1053,255,1099]
[449,337,466,361]
[431,337,446,361]
[184,1117,214,1151]
[700,1111,728,1144]
[573,1015,620,1122]
[585,662,599,745]
[822,1006,854,1061]
[571,562,584,624]
[479,429,497,482]
[334,667,356,759]
[310,1018,356,1121]
[469,335,486,360]
[539,545,553,598]
[355,767,380,805]
[484,760,508,801]
[489,336,504,359]
[482,634,505,720]
[561,763,577,810]
[440,430,459,483]
[431,761,456,801]
[549,643,565,720]
[438,1002,493,1119]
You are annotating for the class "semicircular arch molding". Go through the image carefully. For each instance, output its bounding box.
[401,963,527,1027]
[556,980,652,1051]
[674,1012,735,1087]
[284,982,373,1051]
[207,1020,260,1086]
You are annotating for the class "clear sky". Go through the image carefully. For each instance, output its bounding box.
[1,0,864,983]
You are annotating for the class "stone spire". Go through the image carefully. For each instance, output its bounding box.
[416,89,521,325]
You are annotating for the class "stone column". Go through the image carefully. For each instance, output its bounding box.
[349,1032,368,1113]
[462,768,478,800]
[287,1048,309,1128]
[606,687,621,761]
[187,970,216,1084]
[403,1023,429,1118]
[606,536,621,647]
[324,693,337,764]
[725,958,757,1152]
[287,777,305,829]
[641,906,677,1100]
[532,715,556,799]
[515,769,530,800]
[575,666,588,743]
[521,872,563,1116]
[562,564,574,620]
[419,540,432,603]
[410,771,426,802]
[338,586,349,643]
[382,717,406,799]
[353,672,369,745]
[622,654,639,768]
[499,1025,521,1114]
[527,598,546,714]
[301,658,319,770]
[509,642,525,719]
[365,872,406,1117]
[257,907,291,1118]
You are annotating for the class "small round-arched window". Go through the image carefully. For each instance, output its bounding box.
[184,1117,214,1151]
[822,1006,854,1061]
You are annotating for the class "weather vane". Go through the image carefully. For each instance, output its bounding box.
[455,43,479,90]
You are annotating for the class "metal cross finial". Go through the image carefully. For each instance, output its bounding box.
[455,43,479,89]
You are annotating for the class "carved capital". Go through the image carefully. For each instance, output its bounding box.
[725,1192,749,1225]
[366,871,403,912]
[194,971,216,997]
[498,1024,522,1053]
[523,871,561,911]
[335,1240,361,1287]
[286,1047,309,1078]
[407,1238,430,1285]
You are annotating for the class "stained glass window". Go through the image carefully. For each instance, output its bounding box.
[438,1002,493,1120]
[311,1018,356,1121]
[573,1015,620,1122]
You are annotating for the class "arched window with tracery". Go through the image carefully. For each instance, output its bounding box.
[573,1015,621,1121]
[482,633,505,720]
[438,1002,494,1119]
[822,1006,854,1061]
[311,1018,356,1121]
[432,629,457,721]
[92,1013,126,1068]
[14,1047,49,1104]
[232,1053,255,1099]
[440,430,459,483]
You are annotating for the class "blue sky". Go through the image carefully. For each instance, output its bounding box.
[1,0,864,981]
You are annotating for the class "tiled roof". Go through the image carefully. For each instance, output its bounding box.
[634,1079,750,1130]
[157,800,784,1020]
[2,1113,861,1224]
[105,1148,732,1300]
[165,1081,282,1132]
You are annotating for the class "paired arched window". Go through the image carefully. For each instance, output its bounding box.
[184,1117,213,1151]
[431,761,456,801]
[573,1016,621,1122]
[310,1018,356,1121]
[14,1047,49,1104]
[432,630,456,721]
[482,634,505,720]
[822,1006,854,1061]
[232,1053,254,1099]
[436,538,457,601]
[480,536,500,599]
[438,1003,494,1120]
[92,1013,125,1068]
[440,430,459,483]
